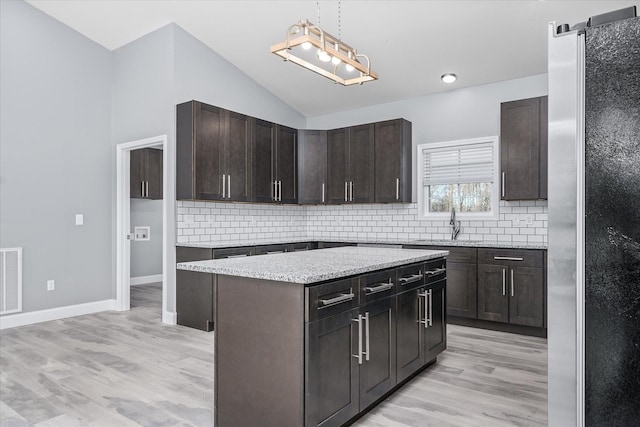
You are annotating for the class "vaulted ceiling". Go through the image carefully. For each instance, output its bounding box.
[27,1,638,116]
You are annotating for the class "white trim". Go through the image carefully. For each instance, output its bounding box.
[162,310,177,325]
[130,274,163,286]
[116,135,170,321]
[416,136,500,221]
[0,299,117,330]
[0,247,22,315]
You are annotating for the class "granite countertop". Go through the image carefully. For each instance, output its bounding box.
[177,237,547,250]
[176,246,449,284]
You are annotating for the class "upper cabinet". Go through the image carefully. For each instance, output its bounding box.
[500,96,548,200]
[130,148,163,200]
[251,119,298,204]
[374,119,412,203]
[298,130,328,204]
[327,124,375,204]
[176,101,251,201]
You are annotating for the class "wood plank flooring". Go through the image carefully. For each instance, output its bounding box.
[0,284,547,426]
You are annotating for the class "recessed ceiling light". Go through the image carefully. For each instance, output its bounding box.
[441,73,457,84]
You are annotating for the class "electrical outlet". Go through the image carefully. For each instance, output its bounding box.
[47,280,55,291]
[75,214,83,226]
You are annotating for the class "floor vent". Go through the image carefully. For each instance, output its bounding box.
[1,248,22,315]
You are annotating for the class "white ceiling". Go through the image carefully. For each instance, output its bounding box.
[27,0,639,117]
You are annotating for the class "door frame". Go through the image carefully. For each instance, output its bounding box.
[116,135,174,323]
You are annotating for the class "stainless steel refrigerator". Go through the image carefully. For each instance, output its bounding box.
[547,7,640,427]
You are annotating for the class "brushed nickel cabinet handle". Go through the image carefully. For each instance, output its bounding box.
[364,311,370,362]
[279,180,282,202]
[141,181,144,197]
[227,175,231,198]
[425,267,446,276]
[365,281,394,295]
[145,181,149,198]
[222,174,226,198]
[494,256,524,261]
[350,181,354,201]
[428,289,433,327]
[502,269,506,296]
[511,269,515,297]
[319,292,354,307]
[396,178,400,200]
[321,183,325,203]
[352,314,363,365]
[399,272,423,285]
[502,172,506,198]
[418,290,428,329]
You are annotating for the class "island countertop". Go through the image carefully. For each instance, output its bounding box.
[176,246,448,284]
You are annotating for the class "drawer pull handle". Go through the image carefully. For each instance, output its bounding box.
[265,251,284,254]
[225,254,248,258]
[493,256,524,261]
[365,282,394,295]
[320,293,355,307]
[399,272,423,285]
[425,267,446,276]
[352,314,363,364]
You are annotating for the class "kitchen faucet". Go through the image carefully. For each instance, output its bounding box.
[450,208,461,240]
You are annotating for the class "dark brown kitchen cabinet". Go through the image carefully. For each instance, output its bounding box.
[176,101,251,202]
[298,130,328,204]
[130,148,163,199]
[500,96,548,200]
[424,278,447,361]
[374,119,412,203]
[327,124,374,204]
[251,119,297,204]
[176,247,214,331]
[477,248,545,328]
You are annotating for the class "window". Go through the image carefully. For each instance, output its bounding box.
[417,136,499,219]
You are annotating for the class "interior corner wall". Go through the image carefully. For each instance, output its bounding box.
[111,24,177,313]
[306,74,549,201]
[172,25,306,129]
[0,0,113,312]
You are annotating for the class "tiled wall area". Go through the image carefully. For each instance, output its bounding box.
[177,200,548,244]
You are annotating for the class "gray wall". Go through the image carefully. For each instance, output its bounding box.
[173,26,306,128]
[130,199,163,278]
[0,0,113,312]
[307,74,548,200]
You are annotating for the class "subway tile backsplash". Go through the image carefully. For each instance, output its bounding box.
[176,200,548,245]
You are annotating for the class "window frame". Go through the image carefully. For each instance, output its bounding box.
[416,136,500,221]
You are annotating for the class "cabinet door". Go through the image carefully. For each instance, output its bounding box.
[305,308,360,427]
[477,264,509,323]
[374,119,411,203]
[224,110,251,202]
[251,119,275,202]
[145,148,163,200]
[424,280,447,362]
[500,97,541,200]
[327,128,349,204]
[130,149,145,199]
[348,124,375,203]
[298,130,328,204]
[276,125,298,204]
[359,297,397,409]
[538,96,548,200]
[446,262,477,318]
[509,266,544,327]
[396,288,424,382]
[194,103,224,200]
[176,269,214,331]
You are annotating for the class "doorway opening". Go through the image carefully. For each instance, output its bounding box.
[116,135,172,323]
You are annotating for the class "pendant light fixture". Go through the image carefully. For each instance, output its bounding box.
[271,1,378,85]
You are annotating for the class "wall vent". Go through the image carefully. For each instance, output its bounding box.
[1,248,23,315]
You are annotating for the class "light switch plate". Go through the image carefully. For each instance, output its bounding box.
[75,214,83,225]
[47,280,55,291]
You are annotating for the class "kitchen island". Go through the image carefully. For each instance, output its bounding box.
[177,246,448,427]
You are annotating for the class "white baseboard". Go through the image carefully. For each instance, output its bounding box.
[0,299,117,330]
[163,310,177,325]
[130,274,163,286]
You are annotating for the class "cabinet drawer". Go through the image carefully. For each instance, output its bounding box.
[430,246,477,263]
[360,269,396,303]
[424,258,446,284]
[287,242,317,252]
[396,263,425,292]
[176,247,213,262]
[213,246,254,259]
[307,278,359,322]
[478,248,544,268]
[254,244,287,255]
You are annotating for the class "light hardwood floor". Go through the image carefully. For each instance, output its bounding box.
[0,284,547,426]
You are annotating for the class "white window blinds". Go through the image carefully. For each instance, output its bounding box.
[422,141,495,185]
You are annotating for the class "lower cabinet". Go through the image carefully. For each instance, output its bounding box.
[305,260,446,427]
[477,249,545,328]
[176,247,214,331]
